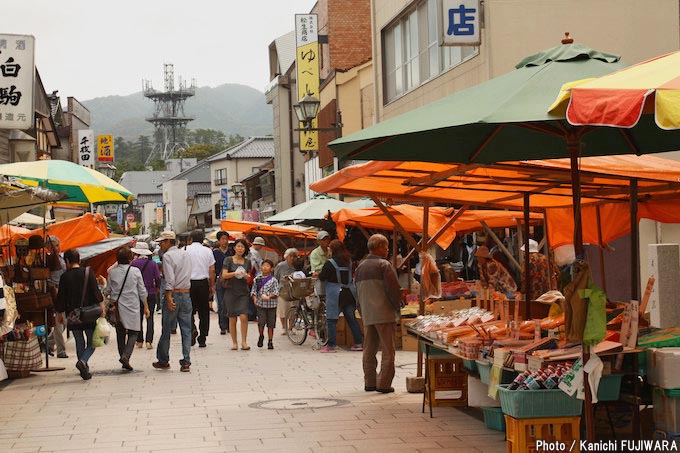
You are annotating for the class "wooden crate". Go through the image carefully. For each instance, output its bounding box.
[505,415,580,453]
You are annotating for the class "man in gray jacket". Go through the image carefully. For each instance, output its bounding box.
[355,234,402,393]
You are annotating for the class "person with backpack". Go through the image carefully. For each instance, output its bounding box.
[318,240,363,353]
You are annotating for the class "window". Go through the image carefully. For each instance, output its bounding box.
[214,168,227,186]
[382,0,479,103]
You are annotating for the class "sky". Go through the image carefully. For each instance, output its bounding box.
[5,0,318,101]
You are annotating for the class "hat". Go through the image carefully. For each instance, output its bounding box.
[474,246,491,259]
[520,239,539,253]
[252,236,265,246]
[317,231,330,241]
[154,231,176,242]
[28,235,45,250]
[131,242,152,256]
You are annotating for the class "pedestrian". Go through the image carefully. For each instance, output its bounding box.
[153,230,193,372]
[186,230,215,348]
[55,248,105,380]
[221,238,252,350]
[251,259,279,349]
[291,257,307,278]
[249,236,265,275]
[45,235,68,358]
[273,248,298,334]
[213,231,232,335]
[355,234,402,393]
[319,240,363,353]
[131,241,161,349]
[310,230,331,275]
[520,238,559,300]
[476,245,518,294]
[105,247,149,372]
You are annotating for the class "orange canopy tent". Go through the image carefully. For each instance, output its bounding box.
[12,213,111,252]
[332,205,542,250]
[220,219,318,254]
[310,155,680,249]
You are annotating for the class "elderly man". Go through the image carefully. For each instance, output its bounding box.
[249,236,265,275]
[153,231,193,372]
[309,231,331,275]
[355,234,402,393]
[273,248,298,334]
[186,230,215,348]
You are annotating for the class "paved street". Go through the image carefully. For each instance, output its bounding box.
[0,315,505,452]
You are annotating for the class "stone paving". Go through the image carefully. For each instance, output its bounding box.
[0,314,506,452]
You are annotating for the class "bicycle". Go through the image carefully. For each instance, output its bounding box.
[285,277,328,347]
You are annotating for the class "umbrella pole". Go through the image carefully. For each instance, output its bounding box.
[569,136,595,442]
[630,179,640,301]
[523,193,531,320]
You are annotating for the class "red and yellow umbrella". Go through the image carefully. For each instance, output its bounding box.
[564,51,680,129]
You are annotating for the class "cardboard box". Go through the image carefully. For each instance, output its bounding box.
[402,334,419,351]
[425,299,473,315]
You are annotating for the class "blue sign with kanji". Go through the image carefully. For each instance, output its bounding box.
[441,0,481,46]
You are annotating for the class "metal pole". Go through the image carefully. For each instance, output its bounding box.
[523,193,531,320]
[630,179,640,301]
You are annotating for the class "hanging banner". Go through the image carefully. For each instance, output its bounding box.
[0,34,35,130]
[78,129,95,169]
[441,0,481,46]
[97,134,114,162]
[295,14,319,152]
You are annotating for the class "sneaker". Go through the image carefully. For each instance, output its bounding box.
[320,346,336,353]
[364,386,377,392]
[57,352,69,358]
[257,335,264,348]
[350,344,364,351]
[267,340,274,350]
[376,387,395,394]
[152,361,170,370]
[146,342,153,350]
[220,330,227,335]
[180,363,190,372]
[135,341,143,348]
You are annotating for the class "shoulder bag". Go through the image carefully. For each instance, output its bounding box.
[105,265,132,328]
[66,267,103,330]
[219,257,233,289]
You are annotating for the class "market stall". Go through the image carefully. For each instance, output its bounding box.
[220,219,318,256]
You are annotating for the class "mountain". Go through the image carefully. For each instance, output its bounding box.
[83,84,273,140]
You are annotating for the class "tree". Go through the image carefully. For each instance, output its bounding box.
[181,143,220,161]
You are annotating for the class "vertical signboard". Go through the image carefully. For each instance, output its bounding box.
[295,14,319,152]
[97,134,114,162]
[441,0,481,46]
[0,34,35,130]
[78,129,95,169]
[220,187,229,219]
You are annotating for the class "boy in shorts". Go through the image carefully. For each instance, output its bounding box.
[251,259,279,349]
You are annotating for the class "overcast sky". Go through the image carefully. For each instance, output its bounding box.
[5,0,318,101]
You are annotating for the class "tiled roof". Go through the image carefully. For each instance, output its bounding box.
[207,137,274,162]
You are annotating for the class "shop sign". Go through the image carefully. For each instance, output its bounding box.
[440,0,481,46]
[97,134,114,162]
[295,14,319,152]
[78,129,95,169]
[0,34,35,130]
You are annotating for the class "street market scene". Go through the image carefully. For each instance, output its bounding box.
[3,1,680,452]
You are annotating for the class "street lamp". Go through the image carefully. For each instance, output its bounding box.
[231,182,246,210]
[293,95,343,135]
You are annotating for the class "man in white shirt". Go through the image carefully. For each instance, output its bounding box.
[186,230,215,348]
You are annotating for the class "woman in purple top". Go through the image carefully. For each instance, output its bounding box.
[131,242,161,349]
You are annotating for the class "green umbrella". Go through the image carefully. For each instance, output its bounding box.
[330,43,680,164]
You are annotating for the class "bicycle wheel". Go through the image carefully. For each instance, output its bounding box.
[315,302,328,346]
[286,305,307,345]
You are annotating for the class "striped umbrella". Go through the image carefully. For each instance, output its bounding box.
[565,51,680,129]
[0,159,132,205]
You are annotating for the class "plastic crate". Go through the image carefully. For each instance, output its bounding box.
[653,387,680,433]
[425,357,468,408]
[463,359,477,373]
[597,374,622,402]
[498,385,583,418]
[476,359,491,385]
[482,407,506,431]
[505,415,580,453]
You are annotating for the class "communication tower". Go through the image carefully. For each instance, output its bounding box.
[142,64,197,164]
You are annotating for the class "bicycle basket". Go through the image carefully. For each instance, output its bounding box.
[290,277,315,298]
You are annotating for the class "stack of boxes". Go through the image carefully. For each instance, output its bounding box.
[648,347,680,439]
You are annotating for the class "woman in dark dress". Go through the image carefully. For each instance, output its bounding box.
[221,238,252,351]
[55,248,104,380]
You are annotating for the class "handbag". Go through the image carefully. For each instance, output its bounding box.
[67,267,103,330]
[105,265,131,328]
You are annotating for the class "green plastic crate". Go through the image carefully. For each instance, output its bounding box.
[498,385,583,418]
[597,374,622,402]
[463,359,477,373]
[482,406,505,431]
